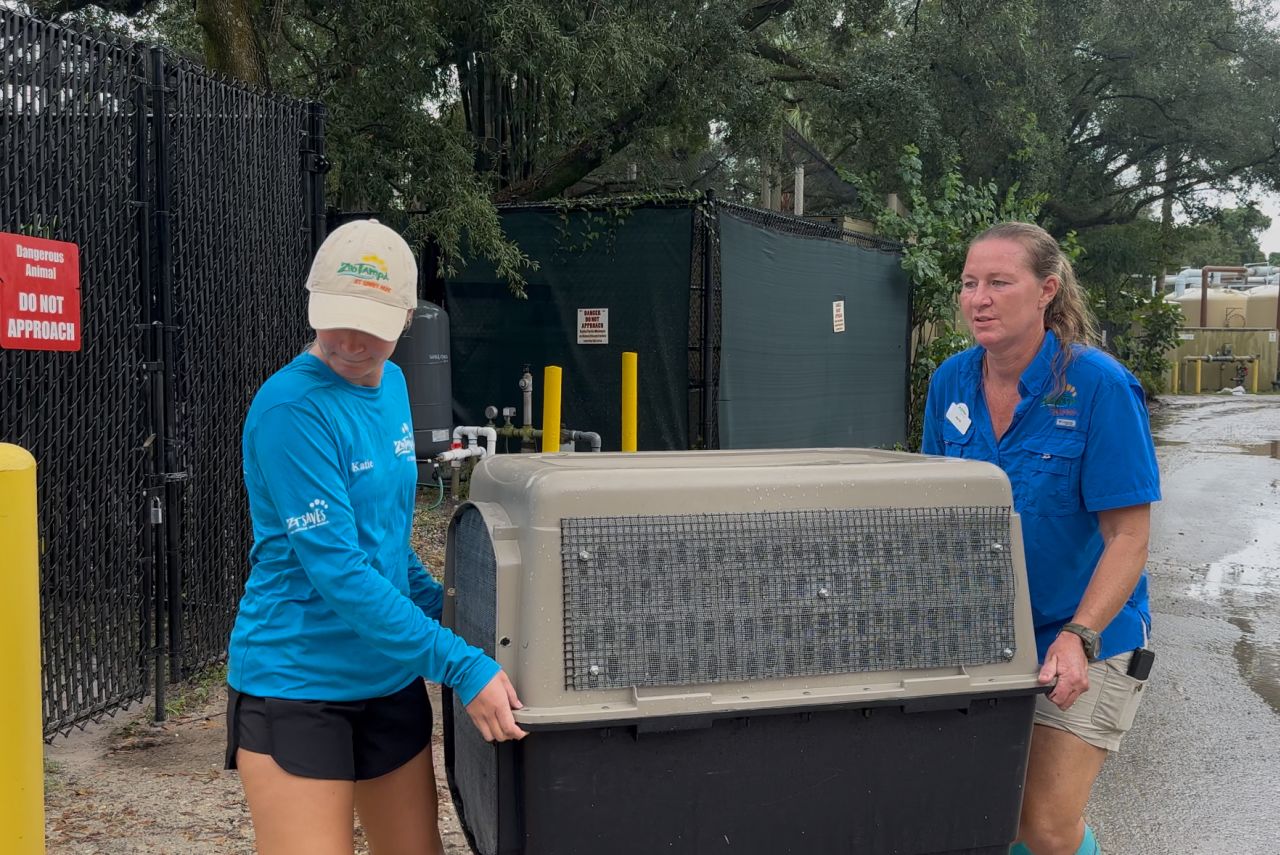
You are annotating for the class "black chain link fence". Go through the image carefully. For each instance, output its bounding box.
[1,10,324,737]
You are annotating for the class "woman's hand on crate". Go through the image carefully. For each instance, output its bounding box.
[466,670,528,742]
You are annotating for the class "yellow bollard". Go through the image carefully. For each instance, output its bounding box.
[1171,360,1179,395]
[621,352,638,452]
[1252,358,1259,395]
[0,444,45,854]
[1195,360,1202,395]
[542,366,562,453]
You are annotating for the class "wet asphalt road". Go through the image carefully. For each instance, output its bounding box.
[1087,395,1280,855]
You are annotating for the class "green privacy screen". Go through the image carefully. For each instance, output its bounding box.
[717,208,909,449]
[442,200,907,451]
[445,206,693,451]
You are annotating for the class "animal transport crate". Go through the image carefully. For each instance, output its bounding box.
[443,449,1042,855]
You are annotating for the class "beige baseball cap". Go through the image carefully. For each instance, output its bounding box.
[306,219,418,342]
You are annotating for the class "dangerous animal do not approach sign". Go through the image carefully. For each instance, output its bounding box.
[0,232,82,352]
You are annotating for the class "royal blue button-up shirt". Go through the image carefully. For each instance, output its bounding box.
[922,330,1161,661]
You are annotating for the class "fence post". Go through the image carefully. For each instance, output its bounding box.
[0,444,45,854]
[146,45,177,707]
[305,101,329,256]
[701,190,716,449]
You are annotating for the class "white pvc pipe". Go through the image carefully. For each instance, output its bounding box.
[453,425,498,452]
[435,446,487,464]
[519,370,534,427]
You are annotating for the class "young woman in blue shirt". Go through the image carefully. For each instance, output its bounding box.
[225,219,525,854]
[923,222,1160,855]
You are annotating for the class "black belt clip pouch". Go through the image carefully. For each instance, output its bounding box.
[1127,647,1155,681]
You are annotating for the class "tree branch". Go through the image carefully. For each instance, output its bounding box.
[751,38,845,90]
[740,0,797,33]
[1096,92,1181,125]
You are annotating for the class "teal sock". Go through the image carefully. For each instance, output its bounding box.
[1076,825,1100,855]
[1009,826,1099,855]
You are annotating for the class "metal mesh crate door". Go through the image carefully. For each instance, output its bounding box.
[561,507,1016,690]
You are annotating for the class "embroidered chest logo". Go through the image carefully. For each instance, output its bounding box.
[1043,384,1079,419]
[1042,384,1077,409]
[286,499,329,532]
[393,423,415,458]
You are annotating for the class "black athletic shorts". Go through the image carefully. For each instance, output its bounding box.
[224,678,432,781]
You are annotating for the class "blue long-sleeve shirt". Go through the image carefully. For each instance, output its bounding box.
[227,352,498,704]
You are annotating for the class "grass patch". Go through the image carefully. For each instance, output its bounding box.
[44,757,65,793]
[115,660,229,739]
[164,660,228,720]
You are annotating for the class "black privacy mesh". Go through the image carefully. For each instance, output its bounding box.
[561,507,1016,691]
[162,53,312,677]
[2,8,318,735]
[1,12,150,734]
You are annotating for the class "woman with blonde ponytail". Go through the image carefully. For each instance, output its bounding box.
[922,222,1160,855]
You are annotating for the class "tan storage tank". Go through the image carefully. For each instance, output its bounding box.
[444,449,1043,855]
[1244,285,1279,330]
[1169,287,1249,328]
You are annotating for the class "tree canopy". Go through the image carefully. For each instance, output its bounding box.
[25,0,1280,288]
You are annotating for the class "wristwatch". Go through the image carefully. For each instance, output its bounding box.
[1059,622,1101,660]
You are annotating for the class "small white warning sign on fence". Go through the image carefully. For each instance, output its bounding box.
[577,307,609,344]
[832,299,846,333]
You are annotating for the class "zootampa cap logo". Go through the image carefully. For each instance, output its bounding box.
[336,254,390,283]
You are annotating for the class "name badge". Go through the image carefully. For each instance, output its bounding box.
[945,402,971,435]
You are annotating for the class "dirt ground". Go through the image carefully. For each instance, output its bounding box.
[43,493,474,855]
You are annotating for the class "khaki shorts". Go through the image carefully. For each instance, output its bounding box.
[1034,651,1147,752]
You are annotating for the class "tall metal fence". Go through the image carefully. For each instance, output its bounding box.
[0,10,325,737]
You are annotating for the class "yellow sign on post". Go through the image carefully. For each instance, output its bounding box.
[0,444,45,853]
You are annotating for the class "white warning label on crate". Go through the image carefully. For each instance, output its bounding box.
[431,429,449,443]
[833,300,846,333]
[577,308,608,344]
[1270,331,1278,342]
[1179,332,1196,340]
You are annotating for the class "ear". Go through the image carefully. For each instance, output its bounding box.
[1039,274,1060,310]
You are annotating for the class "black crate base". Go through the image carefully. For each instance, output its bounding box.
[446,691,1037,855]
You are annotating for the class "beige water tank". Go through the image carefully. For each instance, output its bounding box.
[1170,287,1249,327]
[1244,285,1279,330]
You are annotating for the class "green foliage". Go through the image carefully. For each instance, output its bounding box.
[849,145,1044,450]
[1173,205,1272,267]
[1113,298,1184,398]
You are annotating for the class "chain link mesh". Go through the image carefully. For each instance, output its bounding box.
[2,12,150,735]
[162,53,312,678]
[2,10,318,735]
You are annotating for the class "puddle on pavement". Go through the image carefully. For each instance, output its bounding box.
[1223,442,1279,456]
[1228,615,1280,716]
[1188,560,1280,600]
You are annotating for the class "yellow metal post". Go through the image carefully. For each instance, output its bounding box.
[1171,360,1179,395]
[1252,358,1259,394]
[541,366,562,453]
[1195,359,1202,394]
[621,352,638,452]
[0,444,45,854]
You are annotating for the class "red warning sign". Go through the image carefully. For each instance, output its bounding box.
[0,232,82,352]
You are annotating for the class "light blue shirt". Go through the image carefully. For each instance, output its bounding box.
[227,353,498,704]
[922,331,1161,661]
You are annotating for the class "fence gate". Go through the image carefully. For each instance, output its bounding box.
[0,10,325,737]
